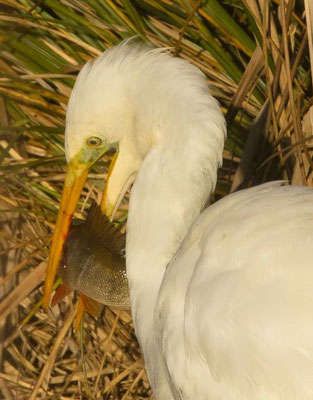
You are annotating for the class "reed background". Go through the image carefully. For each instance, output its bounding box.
[0,0,312,398]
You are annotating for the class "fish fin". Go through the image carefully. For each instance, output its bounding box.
[51,284,72,307]
[83,201,125,255]
[80,293,103,317]
[74,295,85,332]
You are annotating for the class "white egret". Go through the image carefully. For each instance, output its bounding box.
[44,41,313,399]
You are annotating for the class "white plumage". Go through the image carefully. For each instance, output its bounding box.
[156,182,313,399]
[62,41,313,399]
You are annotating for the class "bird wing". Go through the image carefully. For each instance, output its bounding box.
[157,182,313,400]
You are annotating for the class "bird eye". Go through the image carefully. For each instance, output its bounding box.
[86,136,103,148]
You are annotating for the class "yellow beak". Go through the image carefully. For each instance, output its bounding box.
[43,144,112,309]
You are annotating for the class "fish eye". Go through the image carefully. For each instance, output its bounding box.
[86,136,103,148]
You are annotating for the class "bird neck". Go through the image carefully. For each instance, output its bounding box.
[126,113,225,347]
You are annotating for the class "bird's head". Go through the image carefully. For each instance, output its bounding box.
[43,41,161,307]
[43,43,142,307]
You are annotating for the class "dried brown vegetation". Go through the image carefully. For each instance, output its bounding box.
[0,0,312,398]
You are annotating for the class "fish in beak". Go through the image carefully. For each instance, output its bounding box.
[44,138,138,318]
[51,202,129,330]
